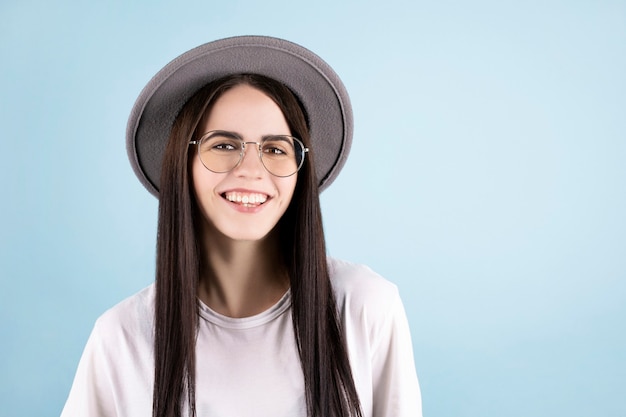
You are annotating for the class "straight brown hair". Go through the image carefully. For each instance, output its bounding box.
[154,74,363,417]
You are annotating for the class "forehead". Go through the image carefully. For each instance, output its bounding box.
[201,84,290,136]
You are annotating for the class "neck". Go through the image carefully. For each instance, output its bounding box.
[198,227,289,318]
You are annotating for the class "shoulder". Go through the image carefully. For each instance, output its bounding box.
[327,257,401,317]
[328,257,400,301]
[91,284,155,343]
[328,261,422,416]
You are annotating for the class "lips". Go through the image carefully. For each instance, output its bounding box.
[222,191,269,207]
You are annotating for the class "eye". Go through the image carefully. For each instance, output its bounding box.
[201,134,242,153]
[213,142,237,151]
[263,145,286,155]
[262,137,293,157]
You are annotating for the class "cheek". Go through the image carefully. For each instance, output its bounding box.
[280,175,298,204]
[191,156,215,194]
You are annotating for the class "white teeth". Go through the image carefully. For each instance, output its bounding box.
[224,192,268,206]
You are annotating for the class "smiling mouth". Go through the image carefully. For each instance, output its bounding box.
[222,191,269,207]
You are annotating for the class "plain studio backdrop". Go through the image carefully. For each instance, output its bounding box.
[1,1,624,416]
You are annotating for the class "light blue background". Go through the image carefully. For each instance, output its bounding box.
[1,1,624,416]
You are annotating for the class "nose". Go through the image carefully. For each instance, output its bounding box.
[233,142,264,178]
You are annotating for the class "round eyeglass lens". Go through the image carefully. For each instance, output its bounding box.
[258,136,304,177]
[197,132,243,173]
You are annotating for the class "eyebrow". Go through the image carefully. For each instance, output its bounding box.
[208,130,293,141]
[207,130,243,139]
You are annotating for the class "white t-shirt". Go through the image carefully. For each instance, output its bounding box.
[61,258,422,416]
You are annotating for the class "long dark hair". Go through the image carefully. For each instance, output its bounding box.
[154,74,362,417]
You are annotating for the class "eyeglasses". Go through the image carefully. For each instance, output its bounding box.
[189,130,309,177]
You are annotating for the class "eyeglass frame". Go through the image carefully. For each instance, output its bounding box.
[189,130,309,178]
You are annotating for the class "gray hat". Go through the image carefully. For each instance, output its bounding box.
[126,35,353,197]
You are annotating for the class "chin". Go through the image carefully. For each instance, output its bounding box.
[218,224,280,243]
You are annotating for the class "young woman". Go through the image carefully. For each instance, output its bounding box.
[62,36,421,417]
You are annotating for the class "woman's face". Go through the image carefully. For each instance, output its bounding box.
[191,84,298,242]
